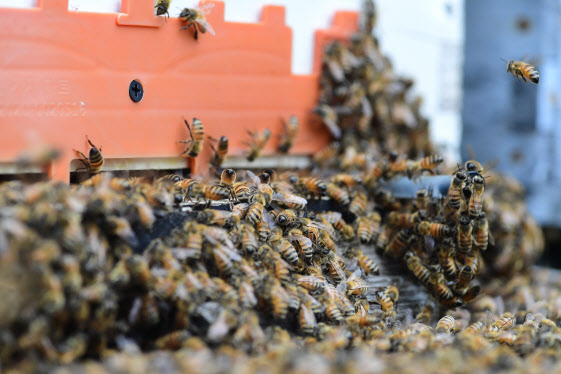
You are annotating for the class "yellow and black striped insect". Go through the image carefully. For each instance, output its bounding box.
[74,135,104,174]
[209,135,228,169]
[179,118,205,158]
[155,0,171,20]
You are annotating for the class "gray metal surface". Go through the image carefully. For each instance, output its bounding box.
[462,0,561,226]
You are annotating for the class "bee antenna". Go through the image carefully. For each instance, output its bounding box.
[499,58,508,63]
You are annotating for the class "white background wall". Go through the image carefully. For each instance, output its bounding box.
[0,0,464,161]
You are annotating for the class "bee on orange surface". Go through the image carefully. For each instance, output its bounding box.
[179,118,205,158]
[74,135,103,174]
[180,3,216,40]
[505,59,539,84]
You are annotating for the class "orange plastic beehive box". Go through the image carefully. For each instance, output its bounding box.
[0,0,358,181]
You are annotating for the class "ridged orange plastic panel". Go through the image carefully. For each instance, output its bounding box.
[0,0,358,181]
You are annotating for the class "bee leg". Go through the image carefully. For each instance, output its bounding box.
[183,119,193,139]
[193,24,199,40]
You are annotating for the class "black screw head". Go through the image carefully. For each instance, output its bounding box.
[129,79,144,102]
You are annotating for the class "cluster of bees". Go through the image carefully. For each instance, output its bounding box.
[0,0,547,370]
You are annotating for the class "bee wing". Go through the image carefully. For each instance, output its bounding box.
[272,192,308,206]
[286,234,313,247]
[170,248,201,261]
[301,303,317,324]
[246,170,260,187]
[216,245,242,261]
[322,117,342,139]
[360,304,367,316]
[323,281,338,301]
[319,211,342,224]
[197,17,215,35]
[346,269,363,283]
[329,259,347,283]
[198,2,215,15]
[361,96,373,117]
[207,311,229,342]
[336,280,348,297]
[298,275,324,284]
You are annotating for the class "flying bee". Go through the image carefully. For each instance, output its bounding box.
[155,0,171,20]
[179,118,205,158]
[16,146,61,169]
[468,175,485,219]
[278,115,299,153]
[74,135,103,174]
[209,136,228,169]
[180,3,215,40]
[313,141,340,166]
[406,154,444,177]
[415,221,453,238]
[388,210,426,229]
[504,58,539,84]
[313,104,341,139]
[447,171,467,210]
[245,129,271,162]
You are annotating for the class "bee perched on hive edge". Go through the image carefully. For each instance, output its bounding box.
[180,3,216,41]
[155,0,171,20]
[278,115,299,153]
[245,129,271,162]
[505,59,539,84]
[179,117,205,158]
[73,135,103,174]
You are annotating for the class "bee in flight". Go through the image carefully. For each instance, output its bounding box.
[503,58,539,84]
[180,3,216,40]
[155,0,172,20]
[179,117,205,158]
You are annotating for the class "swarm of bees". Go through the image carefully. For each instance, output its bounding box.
[0,0,548,371]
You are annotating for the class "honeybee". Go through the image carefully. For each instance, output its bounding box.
[405,251,431,286]
[468,175,485,219]
[74,135,104,174]
[355,249,379,275]
[447,171,467,210]
[286,232,313,263]
[326,183,350,206]
[220,168,237,199]
[298,177,327,197]
[385,229,411,258]
[505,59,539,84]
[299,301,318,336]
[388,210,426,229]
[438,238,458,281]
[209,136,228,169]
[345,269,370,297]
[406,155,444,177]
[462,321,485,335]
[313,142,340,166]
[155,0,171,20]
[456,215,473,255]
[245,129,271,162]
[435,315,455,334]
[180,3,215,40]
[197,209,232,227]
[278,115,299,153]
[16,146,61,169]
[473,213,491,252]
[415,221,453,238]
[349,191,367,217]
[415,304,434,324]
[297,275,325,294]
[201,184,230,201]
[246,201,264,225]
[179,118,205,158]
